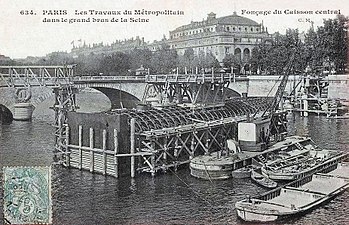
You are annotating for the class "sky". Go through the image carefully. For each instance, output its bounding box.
[0,0,348,58]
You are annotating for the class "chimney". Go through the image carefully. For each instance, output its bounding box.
[207,12,216,21]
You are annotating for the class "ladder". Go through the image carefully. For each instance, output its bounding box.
[294,142,305,150]
[257,154,267,163]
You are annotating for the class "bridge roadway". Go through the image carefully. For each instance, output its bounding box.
[0,74,248,88]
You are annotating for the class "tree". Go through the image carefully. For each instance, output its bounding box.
[42,52,75,65]
[150,44,178,74]
[205,52,220,68]
[249,48,260,74]
[177,48,195,73]
[99,52,131,75]
[192,51,220,70]
[250,29,302,75]
[128,48,153,70]
[75,53,103,75]
[223,54,240,68]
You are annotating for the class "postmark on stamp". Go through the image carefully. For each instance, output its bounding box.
[3,166,52,224]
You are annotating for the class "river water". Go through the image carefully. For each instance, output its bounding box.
[1,92,349,225]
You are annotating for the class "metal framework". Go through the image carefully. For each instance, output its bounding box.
[143,73,241,105]
[0,65,75,88]
[117,97,273,176]
[52,85,78,165]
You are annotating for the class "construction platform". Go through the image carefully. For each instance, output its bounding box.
[57,96,288,178]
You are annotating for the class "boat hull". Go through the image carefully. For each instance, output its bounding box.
[236,208,279,222]
[190,162,233,180]
[261,152,346,181]
[232,169,251,179]
[236,185,347,222]
[251,171,278,188]
[236,174,349,222]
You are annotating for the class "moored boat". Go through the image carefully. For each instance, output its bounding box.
[190,136,318,180]
[236,173,349,222]
[231,165,259,179]
[251,169,277,188]
[261,148,347,181]
[190,153,238,180]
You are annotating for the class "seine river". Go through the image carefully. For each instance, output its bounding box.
[0,91,349,225]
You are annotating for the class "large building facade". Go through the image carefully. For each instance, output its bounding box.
[70,12,271,67]
[166,12,270,63]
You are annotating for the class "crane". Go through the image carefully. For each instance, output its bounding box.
[249,50,296,146]
[237,50,296,151]
[261,51,296,118]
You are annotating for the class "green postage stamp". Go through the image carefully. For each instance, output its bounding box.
[3,166,52,224]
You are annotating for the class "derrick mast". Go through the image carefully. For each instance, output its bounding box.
[238,52,295,151]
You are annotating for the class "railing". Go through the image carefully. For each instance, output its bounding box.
[0,72,249,88]
[145,73,246,83]
[73,75,146,82]
[0,65,75,87]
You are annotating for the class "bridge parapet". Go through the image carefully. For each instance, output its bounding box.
[145,73,248,84]
[73,73,249,84]
[73,75,146,83]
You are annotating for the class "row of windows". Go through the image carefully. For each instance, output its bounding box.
[171,27,216,38]
[186,46,252,59]
[224,26,259,33]
[171,25,261,39]
[170,37,261,48]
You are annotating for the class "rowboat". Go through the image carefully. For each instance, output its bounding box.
[251,169,277,188]
[231,165,259,179]
[236,173,349,222]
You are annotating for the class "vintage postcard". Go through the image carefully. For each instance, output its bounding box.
[0,0,348,224]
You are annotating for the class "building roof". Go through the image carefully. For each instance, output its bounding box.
[217,13,259,26]
[172,12,260,33]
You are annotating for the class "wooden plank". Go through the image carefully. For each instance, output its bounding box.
[114,129,118,178]
[78,125,82,170]
[130,118,135,178]
[89,127,94,172]
[65,125,70,167]
[102,129,107,175]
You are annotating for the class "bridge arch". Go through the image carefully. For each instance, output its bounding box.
[0,104,13,124]
[74,82,146,109]
[93,87,141,109]
[225,87,242,98]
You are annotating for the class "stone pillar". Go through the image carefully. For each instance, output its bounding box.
[13,103,34,121]
[13,88,34,121]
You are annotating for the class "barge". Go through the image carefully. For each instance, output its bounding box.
[190,136,315,180]
[261,148,347,180]
[236,173,349,222]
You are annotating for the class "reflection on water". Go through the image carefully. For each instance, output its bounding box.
[1,112,349,225]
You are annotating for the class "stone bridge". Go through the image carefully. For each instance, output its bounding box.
[0,65,250,120]
[72,75,249,109]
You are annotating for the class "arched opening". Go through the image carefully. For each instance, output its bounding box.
[0,104,13,124]
[225,88,242,98]
[234,48,241,61]
[243,48,250,62]
[76,88,112,112]
[93,87,141,109]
